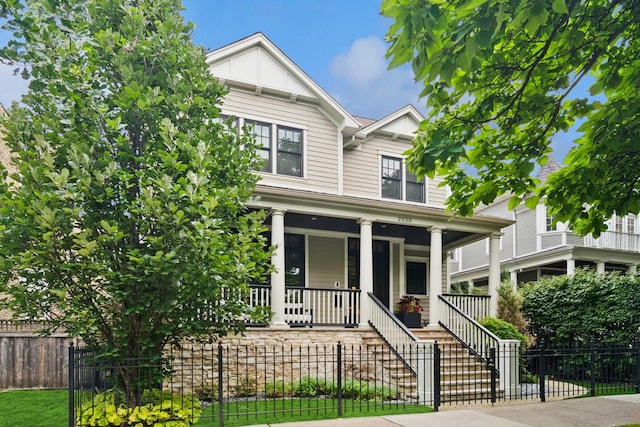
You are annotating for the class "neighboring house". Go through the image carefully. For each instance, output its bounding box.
[206,33,512,328]
[450,156,640,288]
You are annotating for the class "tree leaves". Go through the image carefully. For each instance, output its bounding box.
[0,0,272,360]
[383,0,640,235]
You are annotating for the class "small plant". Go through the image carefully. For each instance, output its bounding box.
[479,317,528,347]
[77,389,201,427]
[195,382,218,402]
[395,295,422,313]
[264,380,293,398]
[233,376,258,397]
[292,377,333,397]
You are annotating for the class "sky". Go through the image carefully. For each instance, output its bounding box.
[0,0,576,161]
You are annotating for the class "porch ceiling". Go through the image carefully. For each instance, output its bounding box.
[265,212,477,248]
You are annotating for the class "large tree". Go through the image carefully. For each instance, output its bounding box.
[0,0,271,367]
[383,0,640,236]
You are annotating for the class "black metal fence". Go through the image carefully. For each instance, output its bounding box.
[69,342,432,427]
[69,340,640,426]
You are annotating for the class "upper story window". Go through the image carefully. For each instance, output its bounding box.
[277,126,303,177]
[243,118,304,177]
[546,214,556,232]
[381,155,425,203]
[628,216,636,234]
[247,121,272,173]
[615,215,623,232]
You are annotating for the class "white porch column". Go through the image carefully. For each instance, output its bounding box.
[509,270,518,288]
[567,258,576,275]
[597,262,606,274]
[629,264,637,274]
[428,227,443,328]
[488,233,501,316]
[358,218,374,326]
[270,209,287,328]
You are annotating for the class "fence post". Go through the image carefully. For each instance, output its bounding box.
[218,343,224,427]
[68,343,75,427]
[590,341,596,397]
[489,347,497,404]
[539,339,546,402]
[336,342,342,418]
[635,341,640,394]
[416,340,437,409]
[498,340,521,399]
[434,342,440,411]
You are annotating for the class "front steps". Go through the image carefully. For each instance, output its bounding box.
[364,327,501,404]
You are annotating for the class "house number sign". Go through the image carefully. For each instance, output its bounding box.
[397,216,412,223]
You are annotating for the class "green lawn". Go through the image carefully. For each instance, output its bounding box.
[0,389,68,427]
[194,399,432,426]
[0,389,432,427]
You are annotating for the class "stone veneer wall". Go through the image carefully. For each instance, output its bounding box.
[170,327,407,398]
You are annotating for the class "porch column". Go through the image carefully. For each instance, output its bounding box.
[629,264,637,274]
[358,218,374,326]
[488,232,501,316]
[597,262,606,274]
[509,270,518,288]
[270,209,287,328]
[566,258,576,275]
[428,227,443,328]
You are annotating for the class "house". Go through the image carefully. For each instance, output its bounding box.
[450,156,640,288]
[205,33,512,329]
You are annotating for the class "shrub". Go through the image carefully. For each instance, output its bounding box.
[479,317,528,347]
[522,269,640,343]
[194,382,217,402]
[77,389,201,427]
[233,376,257,397]
[496,281,526,333]
[264,380,293,398]
[291,377,332,397]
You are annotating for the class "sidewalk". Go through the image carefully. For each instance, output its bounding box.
[261,394,640,427]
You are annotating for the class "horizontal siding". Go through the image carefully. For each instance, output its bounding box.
[221,89,339,192]
[516,209,537,256]
[460,239,488,270]
[308,236,345,289]
[427,176,447,206]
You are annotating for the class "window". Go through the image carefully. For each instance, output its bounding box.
[406,171,425,203]
[615,215,623,232]
[277,126,303,177]
[381,156,402,199]
[284,233,305,287]
[546,214,556,232]
[406,261,427,295]
[381,156,425,202]
[628,216,636,234]
[247,121,271,173]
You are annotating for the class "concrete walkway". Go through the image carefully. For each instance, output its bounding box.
[258,394,640,427]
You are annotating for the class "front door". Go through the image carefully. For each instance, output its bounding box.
[373,240,390,308]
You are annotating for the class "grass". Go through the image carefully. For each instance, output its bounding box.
[0,389,431,427]
[194,399,432,427]
[0,389,68,427]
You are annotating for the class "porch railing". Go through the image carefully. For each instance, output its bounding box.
[441,294,490,321]
[247,285,361,327]
[438,295,499,367]
[583,230,640,252]
[368,292,419,373]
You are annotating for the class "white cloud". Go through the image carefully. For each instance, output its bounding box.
[0,63,29,108]
[328,36,426,119]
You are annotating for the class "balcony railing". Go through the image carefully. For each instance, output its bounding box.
[247,285,361,327]
[541,230,640,252]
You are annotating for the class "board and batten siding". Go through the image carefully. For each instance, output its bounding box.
[307,236,345,289]
[221,89,340,193]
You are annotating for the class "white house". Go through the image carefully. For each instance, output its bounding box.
[450,156,640,287]
[205,33,513,329]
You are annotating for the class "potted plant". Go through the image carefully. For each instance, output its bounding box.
[395,295,423,328]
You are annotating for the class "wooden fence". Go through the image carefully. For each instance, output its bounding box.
[0,321,75,389]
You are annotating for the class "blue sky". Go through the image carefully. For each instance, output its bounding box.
[0,0,576,160]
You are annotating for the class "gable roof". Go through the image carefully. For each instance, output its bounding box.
[206,32,360,134]
[345,105,423,148]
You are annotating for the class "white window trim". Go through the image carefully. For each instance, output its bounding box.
[405,256,429,296]
[377,151,427,204]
